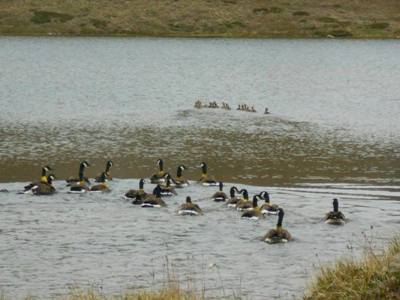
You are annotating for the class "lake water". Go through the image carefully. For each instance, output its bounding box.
[0,37,399,299]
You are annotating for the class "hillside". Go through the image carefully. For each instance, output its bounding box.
[0,0,400,38]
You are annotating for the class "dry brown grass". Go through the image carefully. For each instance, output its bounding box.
[304,236,400,300]
[0,0,399,38]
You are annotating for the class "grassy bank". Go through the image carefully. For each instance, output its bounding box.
[304,236,400,299]
[0,0,400,38]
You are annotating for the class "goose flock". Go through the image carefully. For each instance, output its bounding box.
[194,100,270,114]
[2,159,346,244]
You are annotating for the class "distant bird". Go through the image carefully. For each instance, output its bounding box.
[212,182,227,202]
[325,198,345,225]
[241,195,264,220]
[23,165,52,192]
[160,174,177,196]
[142,185,167,208]
[259,191,279,215]
[263,208,292,244]
[66,161,90,186]
[198,162,218,186]
[125,179,147,203]
[236,189,252,211]
[32,174,56,196]
[178,196,203,216]
[69,162,90,193]
[172,165,189,188]
[90,172,110,192]
[95,160,113,182]
[150,159,166,184]
[226,186,241,208]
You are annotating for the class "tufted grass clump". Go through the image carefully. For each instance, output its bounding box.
[304,236,400,300]
[31,10,73,24]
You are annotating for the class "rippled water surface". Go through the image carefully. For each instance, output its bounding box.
[0,37,399,299]
[0,180,399,299]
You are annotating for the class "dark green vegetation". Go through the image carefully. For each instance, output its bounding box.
[0,0,399,38]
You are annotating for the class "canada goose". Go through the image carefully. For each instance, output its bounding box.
[95,160,113,182]
[150,159,166,184]
[178,196,203,216]
[250,106,257,113]
[325,198,345,225]
[198,162,218,186]
[194,100,203,109]
[241,196,264,220]
[226,186,241,208]
[264,108,270,114]
[142,185,167,208]
[263,208,292,244]
[160,174,177,196]
[236,189,252,211]
[90,172,110,192]
[212,182,227,202]
[124,179,147,202]
[23,165,52,192]
[69,163,90,193]
[66,161,90,186]
[32,174,56,196]
[259,191,279,215]
[172,165,189,188]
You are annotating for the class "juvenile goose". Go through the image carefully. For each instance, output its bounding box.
[263,208,292,244]
[150,159,166,184]
[212,182,227,202]
[23,165,52,192]
[259,191,279,215]
[160,174,177,196]
[90,172,110,192]
[32,174,56,196]
[95,160,113,182]
[241,196,264,220]
[198,162,218,186]
[66,161,90,186]
[178,196,203,216]
[236,189,252,211]
[172,165,189,188]
[124,179,147,201]
[226,186,241,208]
[142,185,167,208]
[325,198,345,225]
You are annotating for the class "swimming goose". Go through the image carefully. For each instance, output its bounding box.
[212,182,227,202]
[95,160,113,182]
[198,162,218,186]
[69,163,90,193]
[226,186,241,208]
[124,178,147,202]
[23,165,52,192]
[263,208,292,244]
[325,198,345,225]
[66,161,90,186]
[90,172,110,192]
[142,185,167,208]
[241,196,264,220]
[160,174,177,196]
[32,174,56,195]
[150,159,166,184]
[259,191,279,215]
[236,189,252,211]
[178,196,203,216]
[172,165,189,188]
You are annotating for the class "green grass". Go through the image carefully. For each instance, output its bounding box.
[0,0,399,38]
[304,236,400,300]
